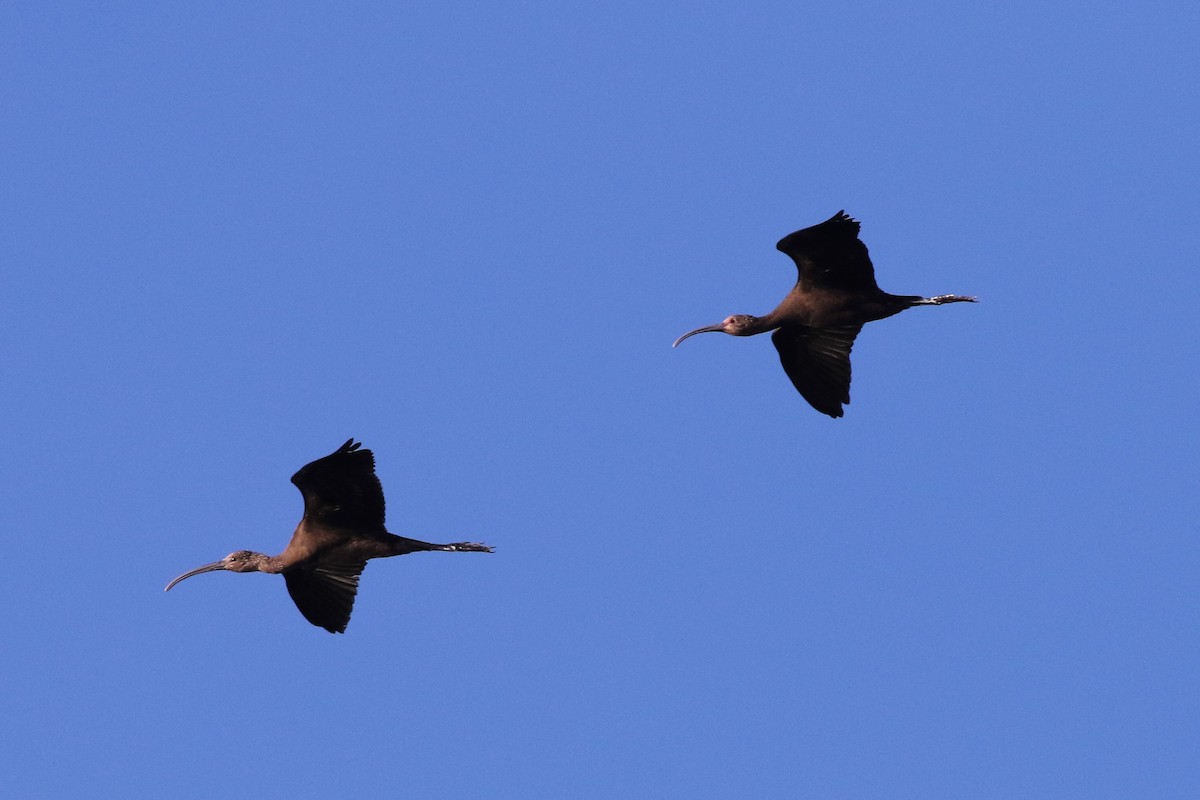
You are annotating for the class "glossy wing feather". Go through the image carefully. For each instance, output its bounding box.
[771,325,862,418]
[283,561,366,633]
[775,210,880,294]
[290,439,387,531]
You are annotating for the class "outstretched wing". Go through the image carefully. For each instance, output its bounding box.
[775,210,880,294]
[771,325,862,418]
[283,560,367,633]
[290,439,386,531]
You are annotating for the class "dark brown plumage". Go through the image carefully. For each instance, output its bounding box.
[165,439,492,633]
[674,211,976,417]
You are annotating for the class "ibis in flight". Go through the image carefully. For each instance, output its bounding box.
[165,439,493,633]
[673,210,976,417]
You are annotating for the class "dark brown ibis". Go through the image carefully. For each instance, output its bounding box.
[165,439,493,633]
[673,210,976,417]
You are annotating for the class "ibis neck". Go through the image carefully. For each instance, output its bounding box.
[256,553,288,574]
[748,311,786,335]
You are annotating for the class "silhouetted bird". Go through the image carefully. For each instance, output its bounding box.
[674,211,976,417]
[166,439,492,633]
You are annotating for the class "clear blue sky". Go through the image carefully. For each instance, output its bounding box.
[4,2,1198,797]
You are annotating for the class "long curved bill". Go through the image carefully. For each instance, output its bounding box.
[164,561,227,592]
[672,324,725,348]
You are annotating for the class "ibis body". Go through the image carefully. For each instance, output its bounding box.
[674,211,976,417]
[165,439,492,633]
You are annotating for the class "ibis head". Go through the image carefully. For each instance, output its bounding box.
[165,550,272,591]
[673,315,768,347]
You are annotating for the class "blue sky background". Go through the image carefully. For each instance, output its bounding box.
[3,2,1198,797]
